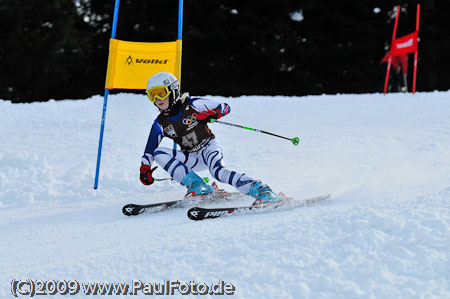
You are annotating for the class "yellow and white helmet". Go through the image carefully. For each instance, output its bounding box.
[145,72,181,112]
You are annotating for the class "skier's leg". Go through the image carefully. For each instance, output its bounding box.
[201,139,255,194]
[153,147,207,182]
[201,139,282,203]
[153,147,214,195]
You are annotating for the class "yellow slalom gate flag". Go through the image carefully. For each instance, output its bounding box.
[105,39,182,89]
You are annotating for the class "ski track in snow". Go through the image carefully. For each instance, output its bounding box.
[1,92,450,298]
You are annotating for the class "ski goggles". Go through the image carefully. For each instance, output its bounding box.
[145,85,171,103]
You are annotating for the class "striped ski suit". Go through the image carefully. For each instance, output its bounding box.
[141,96,255,195]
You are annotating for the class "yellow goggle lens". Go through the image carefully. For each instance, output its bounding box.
[145,85,171,103]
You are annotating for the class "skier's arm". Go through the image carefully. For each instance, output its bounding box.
[190,97,230,123]
[141,119,164,167]
[140,120,164,186]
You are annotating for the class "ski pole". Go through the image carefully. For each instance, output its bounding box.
[154,177,172,181]
[149,166,172,181]
[212,120,300,146]
[151,167,208,183]
[151,167,211,183]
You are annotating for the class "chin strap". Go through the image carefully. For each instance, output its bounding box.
[180,92,189,103]
[162,92,187,113]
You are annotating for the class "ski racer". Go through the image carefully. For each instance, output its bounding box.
[139,72,282,205]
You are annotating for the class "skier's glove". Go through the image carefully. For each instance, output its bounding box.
[140,165,155,186]
[197,108,222,124]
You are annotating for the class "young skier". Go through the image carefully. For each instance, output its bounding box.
[139,72,282,205]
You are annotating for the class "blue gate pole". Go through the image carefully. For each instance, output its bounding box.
[94,0,121,189]
[178,0,183,40]
[173,0,184,151]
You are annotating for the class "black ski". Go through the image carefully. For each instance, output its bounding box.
[187,194,331,221]
[122,191,243,216]
[122,200,181,216]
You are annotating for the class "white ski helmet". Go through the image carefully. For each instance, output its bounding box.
[145,72,181,112]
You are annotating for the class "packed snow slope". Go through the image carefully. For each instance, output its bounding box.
[1,91,450,298]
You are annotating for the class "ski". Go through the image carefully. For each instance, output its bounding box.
[122,200,181,216]
[122,189,243,216]
[187,194,331,221]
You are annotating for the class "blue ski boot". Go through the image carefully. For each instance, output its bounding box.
[181,171,215,197]
[248,180,283,205]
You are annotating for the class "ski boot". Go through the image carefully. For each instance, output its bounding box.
[181,171,215,197]
[248,180,283,205]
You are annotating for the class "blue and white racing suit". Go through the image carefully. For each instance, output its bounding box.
[141,95,255,194]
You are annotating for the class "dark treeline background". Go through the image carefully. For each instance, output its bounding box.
[1,0,448,102]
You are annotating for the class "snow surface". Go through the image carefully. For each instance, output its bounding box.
[1,91,450,298]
